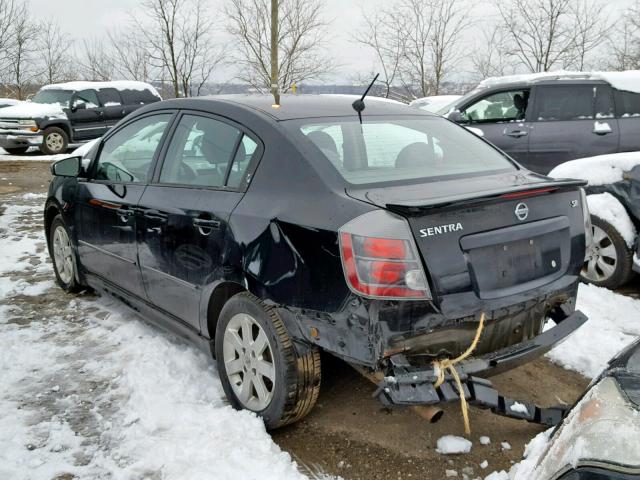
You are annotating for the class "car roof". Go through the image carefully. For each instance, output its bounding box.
[155,94,433,121]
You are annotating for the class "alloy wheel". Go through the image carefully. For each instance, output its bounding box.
[53,225,74,285]
[582,224,618,282]
[223,313,276,411]
[45,132,65,153]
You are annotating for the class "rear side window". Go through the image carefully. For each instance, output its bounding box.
[535,85,595,121]
[95,114,171,183]
[98,88,122,106]
[293,116,515,185]
[227,135,258,188]
[120,89,160,105]
[615,90,640,118]
[159,114,241,188]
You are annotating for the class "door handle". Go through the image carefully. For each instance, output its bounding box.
[505,130,528,138]
[116,207,134,223]
[193,217,220,236]
[593,121,612,135]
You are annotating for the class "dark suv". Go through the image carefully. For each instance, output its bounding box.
[0,81,161,155]
[45,95,588,428]
[443,73,640,174]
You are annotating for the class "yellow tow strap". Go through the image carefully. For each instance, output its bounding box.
[432,312,486,435]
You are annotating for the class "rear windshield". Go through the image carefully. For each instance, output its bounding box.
[289,116,516,185]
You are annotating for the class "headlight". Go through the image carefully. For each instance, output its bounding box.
[532,377,640,479]
[18,119,37,127]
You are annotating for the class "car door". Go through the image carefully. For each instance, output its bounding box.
[458,88,532,164]
[137,112,260,329]
[615,89,640,152]
[75,112,175,298]
[68,89,107,140]
[97,88,126,131]
[527,84,620,174]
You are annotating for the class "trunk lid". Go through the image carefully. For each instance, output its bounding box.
[346,171,586,303]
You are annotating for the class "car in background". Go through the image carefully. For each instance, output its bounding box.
[550,153,639,289]
[45,94,589,429]
[0,98,21,109]
[0,81,161,155]
[522,338,640,479]
[410,95,461,113]
[441,71,640,175]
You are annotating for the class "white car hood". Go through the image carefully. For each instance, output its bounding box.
[0,102,66,120]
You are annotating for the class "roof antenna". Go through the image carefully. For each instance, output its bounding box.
[352,73,379,124]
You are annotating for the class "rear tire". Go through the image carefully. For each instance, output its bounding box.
[41,127,68,155]
[581,215,634,289]
[215,292,321,429]
[49,214,83,293]
[4,147,29,155]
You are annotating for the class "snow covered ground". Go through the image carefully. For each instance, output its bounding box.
[0,193,321,480]
[1,193,638,480]
[0,146,83,162]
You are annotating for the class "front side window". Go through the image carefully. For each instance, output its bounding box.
[293,116,516,185]
[73,90,100,109]
[535,85,595,121]
[95,114,171,183]
[462,89,530,123]
[159,114,241,188]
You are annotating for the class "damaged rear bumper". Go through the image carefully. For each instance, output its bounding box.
[375,309,586,417]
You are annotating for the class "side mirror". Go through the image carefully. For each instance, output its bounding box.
[51,156,82,177]
[446,110,463,123]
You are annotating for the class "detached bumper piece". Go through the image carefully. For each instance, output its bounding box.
[373,310,587,427]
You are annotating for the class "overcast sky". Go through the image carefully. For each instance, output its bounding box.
[27,0,637,84]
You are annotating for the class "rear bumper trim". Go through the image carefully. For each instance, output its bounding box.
[374,309,587,409]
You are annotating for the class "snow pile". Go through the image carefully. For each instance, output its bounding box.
[42,80,161,99]
[546,283,640,378]
[0,196,312,480]
[479,69,640,94]
[548,151,640,185]
[479,436,491,445]
[509,402,529,415]
[436,435,472,454]
[587,192,637,247]
[0,101,66,119]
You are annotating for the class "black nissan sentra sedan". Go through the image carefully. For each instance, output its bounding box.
[45,95,590,428]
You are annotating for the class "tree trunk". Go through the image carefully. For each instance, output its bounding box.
[270,0,280,105]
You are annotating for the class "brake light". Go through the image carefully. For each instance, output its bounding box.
[501,187,557,199]
[339,210,431,300]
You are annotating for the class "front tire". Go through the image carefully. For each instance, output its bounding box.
[4,146,29,155]
[49,215,82,293]
[41,127,68,155]
[215,292,321,429]
[581,215,634,289]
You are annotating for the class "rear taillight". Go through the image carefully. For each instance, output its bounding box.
[339,210,431,300]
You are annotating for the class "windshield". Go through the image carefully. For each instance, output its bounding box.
[32,89,73,106]
[436,87,482,115]
[289,116,516,186]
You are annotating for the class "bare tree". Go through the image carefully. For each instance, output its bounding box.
[606,1,640,71]
[77,38,115,81]
[225,0,333,93]
[355,0,469,99]
[39,20,75,84]
[471,29,517,80]
[0,0,19,78]
[5,2,40,99]
[564,0,609,70]
[136,0,225,97]
[108,29,155,82]
[354,10,405,98]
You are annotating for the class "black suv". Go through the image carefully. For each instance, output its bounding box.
[0,81,161,155]
[443,73,640,174]
[45,95,589,428]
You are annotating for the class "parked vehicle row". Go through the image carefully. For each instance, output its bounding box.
[0,81,161,155]
[46,94,589,428]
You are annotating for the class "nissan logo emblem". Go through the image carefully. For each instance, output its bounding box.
[515,202,529,221]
